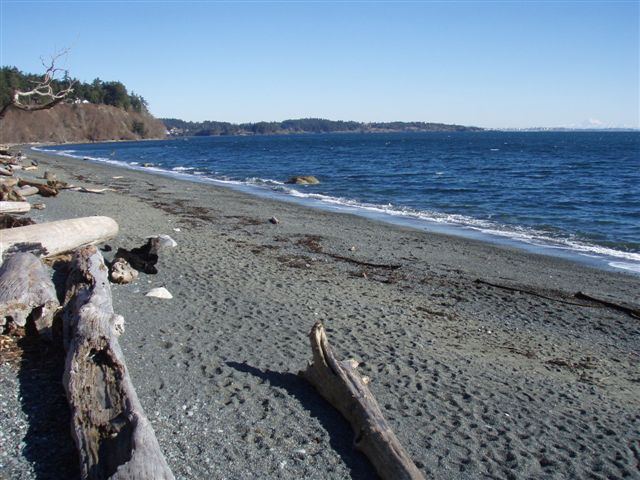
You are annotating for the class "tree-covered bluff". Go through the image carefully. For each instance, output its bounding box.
[161,118,483,136]
[0,67,166,143]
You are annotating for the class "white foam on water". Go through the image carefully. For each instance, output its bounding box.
[32,145,640,274]
[608,262,640,273]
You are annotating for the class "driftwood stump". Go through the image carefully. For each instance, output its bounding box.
[63,246,174,480]
[301,322,425,480]
[0,252,58,337]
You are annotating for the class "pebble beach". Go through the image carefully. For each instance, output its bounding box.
[1,148,639,479]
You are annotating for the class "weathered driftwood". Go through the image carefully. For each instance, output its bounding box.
[0,252,58,338]
[0,200,30,213]
[14,185,39,197]
[70,186,113,194]
[109,257,138,284]
[0,177,18,187]
[1,185,25,202]
[114,237,162,274]
[0,216,118,258]
[17,179,58,197]
[63,246,174,480]
[301,322,425,480]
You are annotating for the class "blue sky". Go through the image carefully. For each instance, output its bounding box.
[1,1,638,128]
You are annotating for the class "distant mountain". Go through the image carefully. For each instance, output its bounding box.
[161,118,483,136]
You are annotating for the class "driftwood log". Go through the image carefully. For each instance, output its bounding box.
[14,185,39,197]
[0,216,118,258]
[1,185,25,202]
[0,252,58,337]
[0,200,30,213]
[0,177,18,188]
[301,322,425,480]
[18,179,58,197]
[63,246,174,480]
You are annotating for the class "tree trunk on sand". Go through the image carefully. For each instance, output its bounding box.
[0,200,30,213]
[0,216,118,258]
[0,252,58,338]
[301,322,425,480]
[63,245,174,480]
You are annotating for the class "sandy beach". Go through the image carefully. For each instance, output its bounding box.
[1,148,639,479]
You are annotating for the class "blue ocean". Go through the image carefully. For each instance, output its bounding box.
[35,131,640,274]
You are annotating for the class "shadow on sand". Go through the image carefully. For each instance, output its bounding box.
[16,333,79,479]
[227,360,376,480]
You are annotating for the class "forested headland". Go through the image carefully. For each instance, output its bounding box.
[0,67,166,143]
[161,118,483,136]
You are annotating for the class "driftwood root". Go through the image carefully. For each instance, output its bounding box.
[301,322,424,480]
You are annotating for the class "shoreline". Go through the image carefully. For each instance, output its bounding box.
[32,141,640,277]
[1,148,639,479]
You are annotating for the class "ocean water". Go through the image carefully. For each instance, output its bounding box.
[35,131,640,274]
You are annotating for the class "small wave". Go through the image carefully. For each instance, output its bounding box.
[245,177,285,187]
[608,261,640,273]
[277,185,640,267]
[172,166,195,171]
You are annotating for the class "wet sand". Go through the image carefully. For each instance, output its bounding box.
[1,148,639,479]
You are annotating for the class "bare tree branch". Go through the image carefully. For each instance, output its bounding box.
[0,49,76,120]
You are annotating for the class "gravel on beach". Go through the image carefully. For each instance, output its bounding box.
[1,149,639,480]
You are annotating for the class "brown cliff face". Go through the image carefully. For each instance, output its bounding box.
[0,103,167,144]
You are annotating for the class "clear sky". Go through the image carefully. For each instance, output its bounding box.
[1,1,638,128]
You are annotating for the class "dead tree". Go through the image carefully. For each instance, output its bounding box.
[0,50,75,119]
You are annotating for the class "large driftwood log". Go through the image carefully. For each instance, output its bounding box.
[0,252,58,337]
[301,322,425,480]
[63,246,174,480]
[0,216,118,258]
[0,200,30,213]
